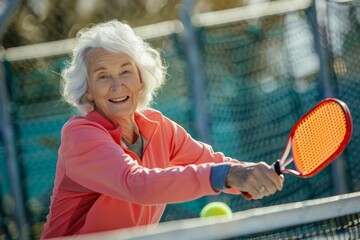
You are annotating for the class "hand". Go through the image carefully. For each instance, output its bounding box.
[226,162,284,199]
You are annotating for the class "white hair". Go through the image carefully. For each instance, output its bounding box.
[61,20,167,113]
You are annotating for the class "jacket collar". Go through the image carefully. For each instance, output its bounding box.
[85,110,118,130]
[84,109,159,145]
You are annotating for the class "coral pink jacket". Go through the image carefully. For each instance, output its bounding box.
[41,108,240,239]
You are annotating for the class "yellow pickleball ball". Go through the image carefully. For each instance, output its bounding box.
[200,202,233,219]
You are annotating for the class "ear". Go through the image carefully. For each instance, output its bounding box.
[139,79,144,93]
[138,71,144,90]
[85,89,94,102]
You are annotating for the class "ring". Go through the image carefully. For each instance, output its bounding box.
[257,186,265,193]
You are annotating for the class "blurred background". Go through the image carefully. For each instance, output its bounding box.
[0,0,359,239]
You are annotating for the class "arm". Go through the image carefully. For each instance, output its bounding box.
[60,118,219,205]
[163,116,238,167]
[158,117,283,198]
[160,116,240,193]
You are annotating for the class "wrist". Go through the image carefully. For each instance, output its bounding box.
[225,164,234,188]
[210,163,232,191]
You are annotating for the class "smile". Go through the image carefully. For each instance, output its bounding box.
[109,96,129,103]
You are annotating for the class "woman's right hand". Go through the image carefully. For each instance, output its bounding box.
[226,162,284,199]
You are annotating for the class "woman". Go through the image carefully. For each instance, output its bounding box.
[41,20,283,238]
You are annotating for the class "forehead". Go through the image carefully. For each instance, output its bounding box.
[86,48,135,70]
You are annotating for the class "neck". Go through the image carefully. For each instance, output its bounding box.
[95,110,139,144]
[122,128,139,144]
[119,117,139,145]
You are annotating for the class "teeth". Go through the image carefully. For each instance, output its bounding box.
[110,96,128,102]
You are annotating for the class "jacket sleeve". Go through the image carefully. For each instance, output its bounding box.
[60,118,220,205]
[163,116,239,166]
[161,116,241,195]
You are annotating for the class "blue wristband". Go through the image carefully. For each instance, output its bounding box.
[210,163,232,191]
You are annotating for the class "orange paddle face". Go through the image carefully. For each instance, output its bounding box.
[290,99,352,177]
[242,98,352,199]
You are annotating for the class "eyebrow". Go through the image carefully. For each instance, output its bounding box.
[91,61,134,74]
[121,62,132,67]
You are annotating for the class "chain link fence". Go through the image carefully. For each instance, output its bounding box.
[1,0,360,239]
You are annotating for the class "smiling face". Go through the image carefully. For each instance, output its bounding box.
[85,48,143,125]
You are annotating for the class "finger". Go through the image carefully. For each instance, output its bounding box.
[243,163,285,199]
[261,172,284,195]
[273,174,284,191]
[254,179,273,197]
[265,166,284,191]
[246,163,274,196]
[248,183,273,199]
[280,174,285,182]
[260,181,278,196]
[255,163,280,194]
[245,178,268,197]
[247,183,264,197]
[257,187,268,198]
[278,175,284,190]
[264,171,284,193]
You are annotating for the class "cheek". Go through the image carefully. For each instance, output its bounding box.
[86,83,108,102]
[129,79,143,93]
[134,83,143,96]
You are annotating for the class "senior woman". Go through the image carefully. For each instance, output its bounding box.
[41,20,284,238]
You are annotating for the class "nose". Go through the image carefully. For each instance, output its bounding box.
[111,76,124,89]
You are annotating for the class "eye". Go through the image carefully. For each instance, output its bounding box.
[97,73,110,80]
[122,70,132,76]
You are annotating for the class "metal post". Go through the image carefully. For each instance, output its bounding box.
[0,0,21,39]
[309,0,348,194]
[0,61,28,239]
[1,1,29,239]
[181,0,211,143]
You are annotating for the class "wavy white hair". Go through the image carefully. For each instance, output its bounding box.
[61,20,167,113]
